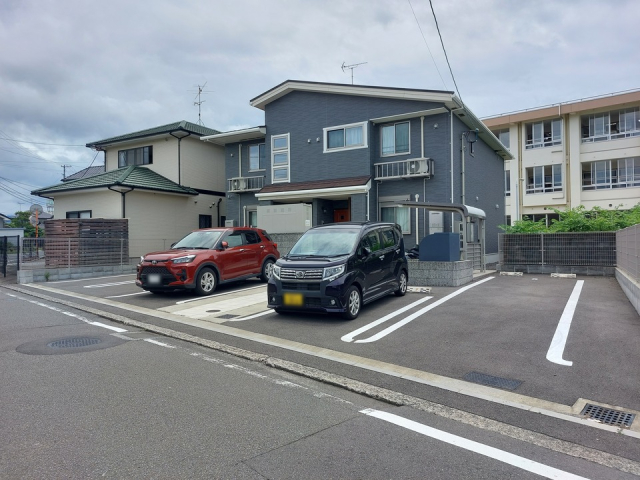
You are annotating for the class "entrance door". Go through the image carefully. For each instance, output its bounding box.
[334,209,350,222]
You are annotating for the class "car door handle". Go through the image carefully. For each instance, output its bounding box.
[379,255,385,260]
[260,245,265,249]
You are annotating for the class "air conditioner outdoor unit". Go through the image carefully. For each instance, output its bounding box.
[408,160,422,174]
[224,219,236,227]
[231,178,246,191]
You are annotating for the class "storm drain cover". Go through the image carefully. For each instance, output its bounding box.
[463,371,523,391]
[47,337,102,349]
[217,314,239,319]
[580,404,635,428]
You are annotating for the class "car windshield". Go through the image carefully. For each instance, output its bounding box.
[288,228,359,257]
[172,231,222,250]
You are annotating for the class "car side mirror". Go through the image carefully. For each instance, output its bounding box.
[170,242,176,248]
[220,241,229,249]
[360,246,372,257]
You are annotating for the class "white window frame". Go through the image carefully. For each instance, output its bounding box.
[322,121,368,153]
[525,164,563,194]
[504,170,511,197]
[492,128,510,150]
[380,206,411,234]
[581,107,640,143]
[525,119,562,149]
[381,121,411,157]
[271,133,290,183]
[582,157,640,190]
[249,143,266,171]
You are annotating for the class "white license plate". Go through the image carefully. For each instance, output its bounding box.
[148,273,161,285]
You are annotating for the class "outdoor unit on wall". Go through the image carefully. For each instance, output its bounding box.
[224,219,236,227]
[408,160,423,174]
[231,178,246,191]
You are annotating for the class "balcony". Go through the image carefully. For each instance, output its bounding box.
[374,157,433,181]
[227,176,264,193]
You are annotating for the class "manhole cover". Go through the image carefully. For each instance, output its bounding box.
[463,371,522,391]
[580,404,635,428]
[47,337,102,349]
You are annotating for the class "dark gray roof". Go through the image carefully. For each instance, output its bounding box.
[32,166,199,196]
[62,165,106,182]
[86,121,220,148]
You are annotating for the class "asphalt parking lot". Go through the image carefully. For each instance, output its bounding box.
[20,271,640,421]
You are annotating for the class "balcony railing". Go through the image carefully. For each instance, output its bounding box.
[374,157,433,181]
[227,176,264,193]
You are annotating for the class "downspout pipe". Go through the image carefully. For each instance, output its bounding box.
[108,186,134,218]
[216,198,222,227]
[170,130,192,185]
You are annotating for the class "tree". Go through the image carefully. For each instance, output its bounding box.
[8,211,38,237]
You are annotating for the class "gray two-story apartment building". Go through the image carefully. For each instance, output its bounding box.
[203,80,512,258]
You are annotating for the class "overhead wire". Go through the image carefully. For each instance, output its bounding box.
[428,0,464,104]
[407,0,448,91]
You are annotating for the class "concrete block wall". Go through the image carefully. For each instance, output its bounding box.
[408,259,473,287]
[18,265,137,284]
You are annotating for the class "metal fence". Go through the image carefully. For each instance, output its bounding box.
[20,238,138,270]
[499,232,617,266]
[617,225,640,281]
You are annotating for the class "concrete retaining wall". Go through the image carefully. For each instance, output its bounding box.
[408,259,473,287]
[616,268,640,316]
[17,265,137,284]
[497,264,615,276]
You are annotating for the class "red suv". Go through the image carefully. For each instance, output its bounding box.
[136,227,280,295]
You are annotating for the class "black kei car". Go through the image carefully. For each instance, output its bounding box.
[267,222,408,319]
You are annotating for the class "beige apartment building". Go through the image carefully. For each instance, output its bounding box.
[483,89,640,226]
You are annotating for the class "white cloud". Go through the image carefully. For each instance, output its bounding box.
[0,0,638,214]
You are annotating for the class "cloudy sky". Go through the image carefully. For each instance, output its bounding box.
[1,0,638,215]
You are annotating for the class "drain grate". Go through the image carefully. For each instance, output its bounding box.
[463,371,522,391]
[47,337,102,349]
[580,404,635,428]
[217,314,239,319]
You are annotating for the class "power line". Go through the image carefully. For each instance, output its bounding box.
[407,0,448,91]
[428,0,463,104]
[0,136,85,147]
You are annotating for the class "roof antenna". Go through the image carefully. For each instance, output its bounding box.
[341,61,367,85]
[191,82,213,126]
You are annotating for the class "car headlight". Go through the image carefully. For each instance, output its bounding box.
[323,264,346,282]
[272,264,281,280]
[172,255,196,264]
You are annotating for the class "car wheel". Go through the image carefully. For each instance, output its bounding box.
[274,308,287,315]
[148,289,163,294]
[394,269,408,297]
[260,258,275,282]
[342,285,361,320]
[195,267,217,296]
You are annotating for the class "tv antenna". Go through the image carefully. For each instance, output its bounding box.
[191,82,213,126]
[341,61,367,84]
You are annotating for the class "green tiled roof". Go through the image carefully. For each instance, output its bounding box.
[86,121,220,147]
[32,166,199,196]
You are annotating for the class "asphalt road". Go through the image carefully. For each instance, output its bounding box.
[1,289,638,479]
[3,271,640,478]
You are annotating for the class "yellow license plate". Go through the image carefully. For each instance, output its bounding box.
[283,292,304,306]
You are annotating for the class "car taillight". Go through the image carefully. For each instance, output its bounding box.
[274,243,278,249]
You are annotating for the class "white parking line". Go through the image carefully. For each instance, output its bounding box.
[175,285,265,304]
[4,293,127,333]
[230,309,275,321]
[546,280,584,367]
[143,339,176,348]
[353,277,494,343]
[84,280,135,288]
[361,409,590,480]
[106,291,150,298]
[341,296,433,343]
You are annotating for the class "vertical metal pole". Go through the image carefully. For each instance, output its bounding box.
[541,233,545,266]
